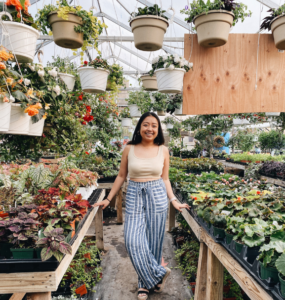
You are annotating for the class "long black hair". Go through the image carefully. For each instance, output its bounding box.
[127,112,165,145]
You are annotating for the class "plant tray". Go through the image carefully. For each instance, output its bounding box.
[97,176,117,183]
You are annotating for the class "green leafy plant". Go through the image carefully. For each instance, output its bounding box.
[162,116,176,125]
[261,4,285,31]
[120,107,131,119]
[167,94,183,114]
[130,4,168,20]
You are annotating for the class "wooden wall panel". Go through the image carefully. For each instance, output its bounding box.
[183,34,285,115]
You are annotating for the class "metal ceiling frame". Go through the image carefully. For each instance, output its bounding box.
[104,55,144,73]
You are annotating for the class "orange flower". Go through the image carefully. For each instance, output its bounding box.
[0,62,6,70]
[6,0,30,12]
[34,102,42,109]
[6,78,13,85]
[24,106,39,117]
[42,112,47,119]
[3,97,9,103]
[0,48,14,62]
[18,78,23,84]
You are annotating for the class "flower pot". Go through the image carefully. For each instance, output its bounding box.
[128,104,141,118]
[130,15,169,51]
[28,118,45,136]
[193,10,234,48]
[225,232,234,245]
[11,248,34,259]
[75,284,88,296]
[234,240,243,254]
[58,73,76,91]
[0,242,13,258]
[279,273,285,297]
[35,248,42,259]
[270,15,285,50]
[48,12,83,49]
[265,112,280,116]
[174,105,184,116]
[0,19,40,63]
[7,104,30,135]
[154,68,186,94]
[233,118,250,126]
[121,118,132,127]
[77,187,88,199]
[70,220,76,238]
[166,123,174,129]
[0,102,11,132]
[157,110,166,116]
[78,67,110,94]
[140,75,158,91]
[213,226,225,239]
[260,263,279,283]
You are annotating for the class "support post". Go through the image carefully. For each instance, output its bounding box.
[206,247,224,300]
[26,292,51,300]
[168,201,176,232]
[10,294,26,300]
[116,188,123,224]
[194,243,208,300]
[95,206,104,250]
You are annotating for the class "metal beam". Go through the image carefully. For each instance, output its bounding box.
[256,0,279,9]
[104,55,144,73]
[30,0,40,4]
[112,42,150,62]
[36,40,53,52]
[119,87,141,91]
[95,12,131,32]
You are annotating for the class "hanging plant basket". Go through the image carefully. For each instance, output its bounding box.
[0,14,40,63]
[7,104,30,135]
[166,123,174,129]
[213,136,225,148]
[0,102,11,132]
[174,104,184,116]
[128,104,142,118]
[140,75,158,91]
[58,73,76,91]
[121,118,132,127]
[233,118,250,126]
[154,68,186,93]
[48,12,83,49]
[130,15,169,51]
[78,67,109,94]
[270,15,285,50]
[28,118,45,136]
[266,112,280,116]
[106,80,112,91]
[193,10,234,48]
[157,110,166,116]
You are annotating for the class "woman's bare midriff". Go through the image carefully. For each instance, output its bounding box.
[130,178,161,182]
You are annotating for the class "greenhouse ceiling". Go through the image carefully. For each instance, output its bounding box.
[28,0,282,86]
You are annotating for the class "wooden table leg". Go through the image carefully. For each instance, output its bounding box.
[10,294,26,300]
[206,247,224,300]
[168,201,176,232]
[26,292,51,300]
[194,242,208,300]
[116,188,123,224]
[95,206,104,250]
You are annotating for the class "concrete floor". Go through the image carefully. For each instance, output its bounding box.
[92,211,193,300]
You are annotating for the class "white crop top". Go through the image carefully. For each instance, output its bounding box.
[128,145,164,179]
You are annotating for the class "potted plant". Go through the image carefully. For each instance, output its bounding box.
[167,94,184,115]
[35,0,106,53]
[182,117,192,131]
[0,1,39,62]
[152,92,168,115]
[266,112,281,117]
[120,107,132,127]
[260,4,285,50]
[140,73,158,91]
[126,92,142,118]
[129,4,169,51]
[47,56,78,91]
[150,54,193,93]
[162,116,175,129]
[78,57,110,94]
[106,64,124,93]
[181,0,251,48]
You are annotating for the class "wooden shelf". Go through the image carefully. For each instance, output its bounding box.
[217,160,247,170]
[260,176,285,188]
[0,189,105,294]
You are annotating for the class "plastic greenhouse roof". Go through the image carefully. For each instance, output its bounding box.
[28,0,280,87]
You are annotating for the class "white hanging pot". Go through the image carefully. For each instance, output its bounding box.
[187,125,191,131]
[0,102,11,132]
[28,118,45,136]
[121,118,132,127]
[0,13,40,63]
[58,73,76,91]
[266,112,280,116]
[270,15,285,50]
[7,103,30,135]
[140,75,158,91]
[157,110,166,116]
[128,104,142,118]
[174,104,184,116]
[233,118,250,126]
[130,15,169,51]
[78,67,109,94]
[253,136,258,142]
[154,68,186,94]
[166,123,174,129]
[193,10,234,48]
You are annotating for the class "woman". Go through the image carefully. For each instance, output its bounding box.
[93,112,190,300]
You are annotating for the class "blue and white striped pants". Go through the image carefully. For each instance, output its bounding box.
[124,179,168,290]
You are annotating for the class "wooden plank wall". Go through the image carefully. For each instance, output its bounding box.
[183,34,285,115]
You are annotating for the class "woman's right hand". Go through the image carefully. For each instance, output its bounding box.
[92,199,110,210]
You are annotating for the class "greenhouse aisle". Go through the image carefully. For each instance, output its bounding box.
[92,209,192,300]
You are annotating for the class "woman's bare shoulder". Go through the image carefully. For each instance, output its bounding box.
[162,145,169,155]
[123,144,132,155]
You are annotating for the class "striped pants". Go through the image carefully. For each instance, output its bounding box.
[124,179,168,290]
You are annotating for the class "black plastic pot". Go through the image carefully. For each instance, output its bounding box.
[260,263,279,283]
[225,232,234,245]
[97,176,117,183]
[234,240,244,254]
[279,273,285,297]
[213,226,225,239]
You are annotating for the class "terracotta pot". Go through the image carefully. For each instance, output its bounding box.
[75,284,87,296]
[140,75,158,91]
[130,15,169,51]
[84,253,91,260]
[0,212,9,218]
[193,10,234,48]
[48,12,83,49]
[70,220,76,238]
[270,15,285,50]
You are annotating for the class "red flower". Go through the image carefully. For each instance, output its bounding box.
[82,121,87,125]
[85,151,89,155]
[84,61,88,65]
[42,133,46,138]
[78,95,83,101]
[257,191,261,195]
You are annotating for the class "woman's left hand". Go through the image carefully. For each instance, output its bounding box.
[172,200,190,212]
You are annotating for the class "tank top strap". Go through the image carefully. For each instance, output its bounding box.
[129,144,134,157]
[158,145,164,158]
